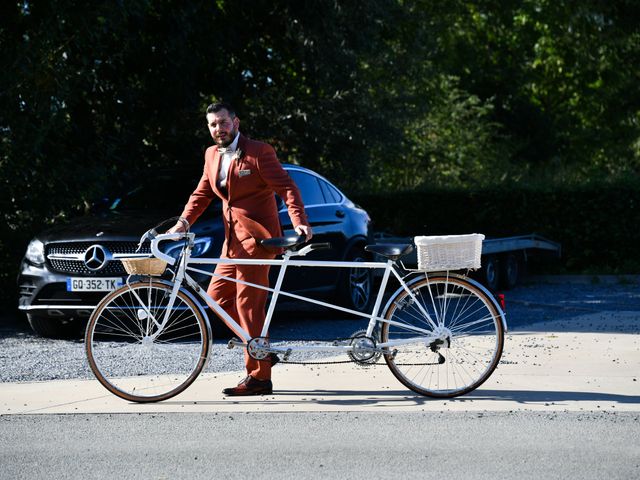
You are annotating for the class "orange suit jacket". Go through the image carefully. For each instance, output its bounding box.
[180,134,309,258]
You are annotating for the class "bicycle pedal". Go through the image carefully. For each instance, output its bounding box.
[227,337,240,350]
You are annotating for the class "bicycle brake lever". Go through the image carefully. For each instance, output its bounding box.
[135,228,158,253]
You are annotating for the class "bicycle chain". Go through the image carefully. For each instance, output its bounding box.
[277,359,444,367]
[267,336,367,366]
[263,337,444,367]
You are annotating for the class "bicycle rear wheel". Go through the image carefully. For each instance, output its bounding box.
[85,280,210,403]
[381,274,504,398]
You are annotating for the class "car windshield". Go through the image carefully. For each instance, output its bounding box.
[111,172,220,212]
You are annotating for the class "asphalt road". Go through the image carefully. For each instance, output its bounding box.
[2,412,638,480]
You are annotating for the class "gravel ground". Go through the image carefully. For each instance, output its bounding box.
[1,280,638,383]
[0,304,366,383]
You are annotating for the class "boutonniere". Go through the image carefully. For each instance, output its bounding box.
[232,149,244,162]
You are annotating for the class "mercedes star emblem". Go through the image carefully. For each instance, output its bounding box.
[83,245,111,271]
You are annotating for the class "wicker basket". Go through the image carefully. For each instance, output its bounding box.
[121,257,168,276]
[414,234,485,272]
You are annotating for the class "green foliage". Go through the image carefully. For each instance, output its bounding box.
[373,75,511,190]
[354,181,640,274]
[423,0,640,181]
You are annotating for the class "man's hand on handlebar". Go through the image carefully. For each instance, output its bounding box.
[167,222,186,234]
[295,224,313,242]
[167,217,189,234]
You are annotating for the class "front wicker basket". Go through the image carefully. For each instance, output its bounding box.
[121,257,168,276]
[414,234,485,272]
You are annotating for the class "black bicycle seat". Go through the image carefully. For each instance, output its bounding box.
[365,243,414,261]
[260,235,306,249]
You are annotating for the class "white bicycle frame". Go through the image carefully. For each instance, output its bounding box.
[137,232,485,356]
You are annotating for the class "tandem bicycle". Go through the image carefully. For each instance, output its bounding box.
[85,219,506,403]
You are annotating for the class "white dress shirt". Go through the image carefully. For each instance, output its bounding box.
[217,132,240,189]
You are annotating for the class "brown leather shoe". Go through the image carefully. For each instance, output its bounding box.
[269,353,281,366]
[222,375,273,396]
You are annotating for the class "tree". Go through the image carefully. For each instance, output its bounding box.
[418,0,640,182]
[0,0,403,303]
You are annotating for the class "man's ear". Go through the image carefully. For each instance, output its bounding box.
[233,116,240,129]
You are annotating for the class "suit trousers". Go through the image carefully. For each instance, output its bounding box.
[208,260,272,381]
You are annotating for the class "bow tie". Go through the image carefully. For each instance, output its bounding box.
[218,147,235,154]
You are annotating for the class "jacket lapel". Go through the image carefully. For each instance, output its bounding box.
[210,147,228,199]
[226,134,247,200]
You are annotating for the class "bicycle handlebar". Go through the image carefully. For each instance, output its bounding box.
[150,232,191,265]
[144,216,334,264]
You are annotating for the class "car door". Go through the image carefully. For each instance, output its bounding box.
[278,168,348,294]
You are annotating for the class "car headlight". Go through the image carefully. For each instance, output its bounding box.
[25,239,45,265]
[163,238,212,260]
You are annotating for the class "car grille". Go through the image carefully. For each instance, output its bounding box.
[46,242,151,276]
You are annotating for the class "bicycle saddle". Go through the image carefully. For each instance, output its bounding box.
[260,235,306,249]
[365,243,414,261]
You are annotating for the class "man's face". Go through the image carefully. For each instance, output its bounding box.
[206,109,239,147]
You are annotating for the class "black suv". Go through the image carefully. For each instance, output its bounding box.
[18,165,374,337]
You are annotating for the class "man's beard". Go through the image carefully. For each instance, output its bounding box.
[217,128,238,147]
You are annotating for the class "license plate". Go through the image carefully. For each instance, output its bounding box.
[66,278,123,292]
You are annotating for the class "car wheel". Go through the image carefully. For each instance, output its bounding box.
[338,246,373,314]
[26,314,84,339]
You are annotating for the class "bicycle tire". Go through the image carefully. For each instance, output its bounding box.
[381,274,504,398]
[85,280,210,403]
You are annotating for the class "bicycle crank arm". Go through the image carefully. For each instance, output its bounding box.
[227,338,247,350]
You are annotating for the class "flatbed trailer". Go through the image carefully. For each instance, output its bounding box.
[372,232,561,290]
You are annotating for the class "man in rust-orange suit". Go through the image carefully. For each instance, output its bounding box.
[170,102,312,396]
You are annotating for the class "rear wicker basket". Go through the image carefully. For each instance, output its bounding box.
[414,234,485,272]
[121,257,167,276]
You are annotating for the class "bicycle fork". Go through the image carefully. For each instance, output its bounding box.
[126,250,191,340]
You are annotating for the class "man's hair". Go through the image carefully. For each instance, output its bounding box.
[206,102,236,118]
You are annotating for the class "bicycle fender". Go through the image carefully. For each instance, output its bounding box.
[453,273,508,333]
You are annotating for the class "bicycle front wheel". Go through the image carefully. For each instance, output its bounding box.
[85,280,210,403]
[381,274,504,398]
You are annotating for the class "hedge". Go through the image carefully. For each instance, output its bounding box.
[353,183,640,274]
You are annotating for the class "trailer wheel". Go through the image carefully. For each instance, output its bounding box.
[481,255,500,291]
[500,253,520,290]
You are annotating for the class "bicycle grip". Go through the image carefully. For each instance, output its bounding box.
[309,242,332,251]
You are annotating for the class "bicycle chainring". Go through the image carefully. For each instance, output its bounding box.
[347,329,381,366]
[247,337,270,360]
